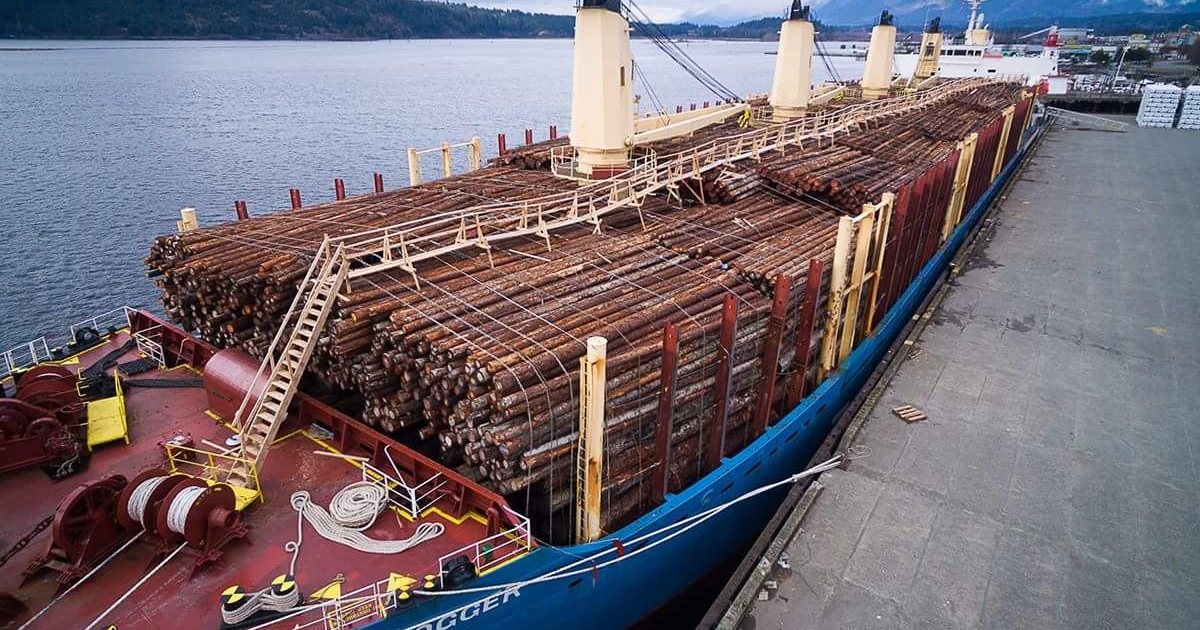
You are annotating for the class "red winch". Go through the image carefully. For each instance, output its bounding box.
[0,364,87,477]
[22,474,131,588]
[24,467,251,586]
[116,468,250,577]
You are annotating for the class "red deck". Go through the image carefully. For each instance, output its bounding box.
[0,312,529,630]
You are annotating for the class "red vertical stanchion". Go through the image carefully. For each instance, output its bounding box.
[524,129,534,145]
[752,275,791,437]
[916,157,949,267]
[704,294,738,471]
[549,125,558,140]
[497,133,507,155]
[651,322,679,503]
[786,259,824,407]
[373,172,384,193]
[877,184,911,316]
[1004,100,1025,164]
[926,156,955,259]
[334,178,346,201]
[234,200,249,221]
[289,189,302,209]
[904,172,932,286]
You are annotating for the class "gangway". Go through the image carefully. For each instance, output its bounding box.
[329,77,1016,284]
[226,237,348,488]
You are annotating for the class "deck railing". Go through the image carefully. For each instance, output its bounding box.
[131,323,167,368]
[164,442,264,506]
[1,306,137,381]
[436,504,532,577]
[360,460,447,521]
[328,77,1014,285]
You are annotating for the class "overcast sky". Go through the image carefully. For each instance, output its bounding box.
[478,0,808,25]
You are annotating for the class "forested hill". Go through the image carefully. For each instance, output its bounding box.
[0,0,584,39]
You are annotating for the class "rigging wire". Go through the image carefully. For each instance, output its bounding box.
[811,20,843,85]
[632,61,669,124]
[624,0,741,102]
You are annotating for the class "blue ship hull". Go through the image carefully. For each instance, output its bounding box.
[370,127,1039,630]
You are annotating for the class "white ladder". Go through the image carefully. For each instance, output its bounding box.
[574,359,593,544]
[227,237,348,487]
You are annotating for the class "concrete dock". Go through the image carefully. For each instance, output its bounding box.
[713,121,1200,629]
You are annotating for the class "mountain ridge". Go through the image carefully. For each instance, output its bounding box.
[2,0,1196,39]
[798,0,1198,27]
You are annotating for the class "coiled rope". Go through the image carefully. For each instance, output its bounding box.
[166,486,207,534]
[125,476,168,523]
[324,482,388,531]
[220,580,302,626]
[286,482,444,574]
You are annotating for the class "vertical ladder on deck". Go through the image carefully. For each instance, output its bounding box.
[227,238,348,488]
[574,362,592,542]
[574,337,607,544]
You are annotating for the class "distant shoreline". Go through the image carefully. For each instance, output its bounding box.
[0,35,786,42]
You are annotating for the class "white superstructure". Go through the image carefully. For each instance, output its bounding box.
[894,0,1065,92]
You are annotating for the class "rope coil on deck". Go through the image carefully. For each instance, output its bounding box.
[220,577,303,627]
[325,482,388,531]
[286,482,445,574]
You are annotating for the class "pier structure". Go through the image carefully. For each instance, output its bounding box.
[703,119,1200,630]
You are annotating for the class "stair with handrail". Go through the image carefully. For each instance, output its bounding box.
[226,237,348,488]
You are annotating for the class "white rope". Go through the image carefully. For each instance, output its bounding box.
[80,543,187,630]
[166,486,207,535]
[326,482,387,531]
[288,483,444,562]
[409,456,845,598]
[125,476,168,523]
[15,532,144,630]
[221,583,302,626]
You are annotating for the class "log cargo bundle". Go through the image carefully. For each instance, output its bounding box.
[145,80,1026,534]
[757,83,1023,213]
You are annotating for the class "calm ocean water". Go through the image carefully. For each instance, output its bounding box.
[0,39,863,353]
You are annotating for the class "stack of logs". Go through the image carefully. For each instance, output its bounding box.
[145,168,577,351]
[145,80,1021,533]
[490,137,570,170]
[757,83,1023,214]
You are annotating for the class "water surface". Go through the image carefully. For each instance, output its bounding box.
[0,39,863,352]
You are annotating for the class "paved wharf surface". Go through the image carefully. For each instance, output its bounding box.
[733,122,1200,629]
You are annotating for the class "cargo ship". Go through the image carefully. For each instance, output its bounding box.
[893,1,1069,94]
[0,3,1040,630]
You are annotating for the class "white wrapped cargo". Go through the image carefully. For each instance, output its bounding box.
[1177,85,1200,130]
[1136,84,1182,128]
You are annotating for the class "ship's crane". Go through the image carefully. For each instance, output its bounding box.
[1018,25,1059,47]
[1019,26,1054,40]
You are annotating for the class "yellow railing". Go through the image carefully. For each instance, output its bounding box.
[163,442,264,508]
